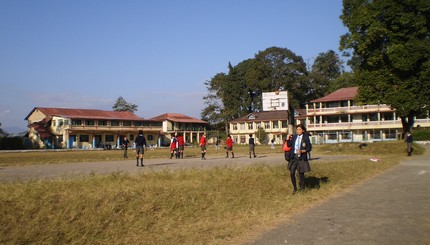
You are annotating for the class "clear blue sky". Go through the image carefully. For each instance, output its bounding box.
[0,0,348,133]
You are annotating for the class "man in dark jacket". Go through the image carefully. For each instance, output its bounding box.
[135,130,147,167]
[405,131,413,156]
[288,124,312,193]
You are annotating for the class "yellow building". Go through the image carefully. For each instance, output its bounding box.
[25,107,207,149]
[228,110,293,145]
[306,87,430,143]
[148,113,208,145]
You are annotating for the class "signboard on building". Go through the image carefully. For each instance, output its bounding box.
[262,91,289,111]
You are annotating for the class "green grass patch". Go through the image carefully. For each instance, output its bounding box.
[0,142,415,244]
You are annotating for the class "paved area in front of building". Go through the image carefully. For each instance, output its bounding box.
[245,144,430,245]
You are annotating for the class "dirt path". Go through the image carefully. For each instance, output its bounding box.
[0,154,364,182]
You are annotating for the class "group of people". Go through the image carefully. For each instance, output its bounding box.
[169,133,185,159]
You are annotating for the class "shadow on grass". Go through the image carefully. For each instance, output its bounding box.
[305,176,329,190]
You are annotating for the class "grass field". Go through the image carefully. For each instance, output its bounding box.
[0,141,424,244]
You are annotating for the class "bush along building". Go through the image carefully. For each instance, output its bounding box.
[25,107,207,149]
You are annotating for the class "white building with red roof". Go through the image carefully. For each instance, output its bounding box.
[148,113,207,145]
[306,87,430,143]
[25,107,207,149]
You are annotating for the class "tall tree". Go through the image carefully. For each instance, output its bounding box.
[112,96,138,113]
[309,50,343,99]
[201,47,310,130]
[340,0,430,133]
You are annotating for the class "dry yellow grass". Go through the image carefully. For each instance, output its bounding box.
[0,141,422,244]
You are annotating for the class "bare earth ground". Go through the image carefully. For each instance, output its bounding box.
[0,153,363,182]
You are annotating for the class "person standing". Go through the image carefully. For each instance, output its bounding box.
[283,134,293,162]
[199,132,207,160]
[405,131,413,156]
[169,134,178,159]
[225,134,234,158]
[135,130,147,167]
[288,124,312,194]
[177,133,185,159]
[122,136,130,158]
[249,133,256,158]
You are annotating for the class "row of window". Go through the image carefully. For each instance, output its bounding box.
[74,134,155,142]
[231,121,289,131]
[52,119,162,127]
[310,112,430,124]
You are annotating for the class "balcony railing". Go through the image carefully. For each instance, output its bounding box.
[308,120,403,128]
[307,105,393,114]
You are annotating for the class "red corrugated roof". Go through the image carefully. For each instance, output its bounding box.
[149,113,207,124]
[311,87,358,103]
[25,107,144,120]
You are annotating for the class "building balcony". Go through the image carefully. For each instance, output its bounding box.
[308,120,403,131]
[307,105,393,116]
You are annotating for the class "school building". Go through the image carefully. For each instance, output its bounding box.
[305,87,430,143]
[25,107,207,149]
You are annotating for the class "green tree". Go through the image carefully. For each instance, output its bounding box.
[340,0,430,133]
[309,50,343,99]
[328,71,358,94]
[112,96,138,113]
[202,47,310,130]
[0,122,8,137]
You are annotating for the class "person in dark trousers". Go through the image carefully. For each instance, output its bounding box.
[225,134,234,158]
[249,133,256,158]
[169,133,178,159]
[288,124,312,194]
[122,136,130,158]
[135,130,147,167]
[405,131,413,156]
[199,133,207,160]
[177,133,185,159]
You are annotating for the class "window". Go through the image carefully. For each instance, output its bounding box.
[233,124,238,130]
[362,114,368,122]
[264,122,270,129]
[273,121,279,129]
[85,120,95,126]
[129,135,134,141]
[340,100,349,107]
[327,116,339,123]
[98,120,107,126]
[72,120,82,125]
[64,119,69,125]
[135,121,143,126]
[282,121,288,128]
[79,135,89,142]
[52,120,56,126]
[148,134,154,140]
[327,102,339,108]
[248,123,253,130]
[382,112,394,121]
[105,135,114,142]
[58,119,63,126]
[369,113,378,121]
[240,123,245,130]
[340,115,349,123]
[240,136,246,144]
[123,121,131,126]
[111,120,120,126]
